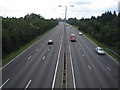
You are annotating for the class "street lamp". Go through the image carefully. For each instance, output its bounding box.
[58,5,74,24]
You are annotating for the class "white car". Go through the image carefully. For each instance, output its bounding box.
[96,47,105,55]
[79,32,83,35]
[48,40,53,45]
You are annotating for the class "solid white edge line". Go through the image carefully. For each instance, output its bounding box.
[25,80,32,89]
[52,35,63,89]
[84,35,120,66]
[67,26,76,89]
[0,79,10,88]
[0,37,41,71]
[68,44,76,89]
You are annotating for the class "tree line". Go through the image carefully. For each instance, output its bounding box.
[2,13,58,58]
[67,11,120,55]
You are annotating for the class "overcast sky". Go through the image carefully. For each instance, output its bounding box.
[0,0,119,19]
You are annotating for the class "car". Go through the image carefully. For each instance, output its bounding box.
[48,40,53,45]
[96,47,105,55]
[71,34,76,42]
[78,32,83,35]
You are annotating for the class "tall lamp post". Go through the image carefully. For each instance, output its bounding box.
[58,5,74,24]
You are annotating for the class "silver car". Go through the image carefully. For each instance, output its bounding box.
[96,47,105,55]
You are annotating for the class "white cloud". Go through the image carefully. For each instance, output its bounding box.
[0,0,119,19]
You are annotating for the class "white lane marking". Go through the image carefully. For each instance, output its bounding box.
[88,65,92,71]
[84,34,120,66]
[52,35,63,89]
[25,80,32,89]
[83,54,84,56]
[42,56,46,60]
[28,56,31,60]
[41,44,42,46]
[69,45,76,88]
[106,66,111,71]
[0,79,10,88]
[106,53,120,66]
[0,35,41,71]
[37,49,38,51]
[48,49,49,51]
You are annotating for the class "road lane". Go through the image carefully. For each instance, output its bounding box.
[66,25,119,88]
[2,22,64,88]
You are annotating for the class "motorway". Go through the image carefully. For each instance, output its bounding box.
[1,22,120,89]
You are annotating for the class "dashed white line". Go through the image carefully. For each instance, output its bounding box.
[88,65,92,71]
[42,56,46,60]
[0,37,41,70]
[0,79,10,88]
[37,49,38,51]
[25,80,32,89]
[106,66,111,71]
[84,34,120,66]
[83,54,84,56]
[28,56,31,60]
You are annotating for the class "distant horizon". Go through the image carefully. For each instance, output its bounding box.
[1,10,119,20]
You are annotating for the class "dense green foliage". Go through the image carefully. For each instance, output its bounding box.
[3,13,58,58]
[68,11,120,55]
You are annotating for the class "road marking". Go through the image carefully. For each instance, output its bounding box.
[52,34,63,89]
[0,79,10,88]
[37,49,38,51]
[48,49,49,51]
[84,34,120,66]
[25,80,32,89]
[106,53,120,66]
[106,66,111,71]
[88,65,92,71]
[28,56,31,60]
[42,56,46,60]
[69,45,76,89]
[83,54,84,56]
[0,36,41,71]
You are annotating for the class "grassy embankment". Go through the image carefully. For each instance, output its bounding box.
[73,25,120,62]
[2,29,52,66]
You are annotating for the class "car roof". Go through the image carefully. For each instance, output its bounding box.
[49,40,52,42]
[71,34,75,36]
[97,47,102,49]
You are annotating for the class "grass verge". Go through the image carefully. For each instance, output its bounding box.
[2,29,51,67]
[72,25,120,62]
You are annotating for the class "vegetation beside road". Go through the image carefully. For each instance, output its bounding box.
[69,11,120,62]
[2,13,58,66]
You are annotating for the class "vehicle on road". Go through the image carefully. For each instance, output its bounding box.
[71,34,76,42]
[48,40,53,45]
[96,47,105,55]
[79,32,83,35]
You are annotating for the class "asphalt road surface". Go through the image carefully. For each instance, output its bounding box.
[1,22,120,89]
